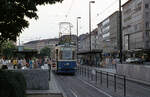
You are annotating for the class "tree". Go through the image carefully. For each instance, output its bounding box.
[1,41,16,58]
[40,46,51,58]
[0,0,63,45]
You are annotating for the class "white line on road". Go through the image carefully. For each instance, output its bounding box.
[78,78,112,97]
[70,89,78,97]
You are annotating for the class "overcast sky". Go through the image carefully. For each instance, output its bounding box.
[19,0,128,44]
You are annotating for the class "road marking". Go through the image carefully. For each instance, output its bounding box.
[78,78,112,97]
[70,89,78,97]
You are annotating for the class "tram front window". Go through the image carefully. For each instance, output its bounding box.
[61,50,72,60]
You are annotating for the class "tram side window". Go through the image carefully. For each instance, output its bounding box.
[56,49,58,60]
[72,51,75,60]
[60,51,62,60]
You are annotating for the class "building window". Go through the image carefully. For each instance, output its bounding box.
[146,22,149,29]
[145,4,149,9]
[146,12,149,18]
[146,31,149,36]
[135,2,142,11]
[134,24,138,31]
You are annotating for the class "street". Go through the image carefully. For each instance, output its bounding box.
[54,74,111,97]
[53,66,150,97]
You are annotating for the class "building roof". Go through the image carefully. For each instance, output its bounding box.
[24,38,59,45]
[91,28,98,35]
[122,0,132,7]
[79,33,89,41]
[97,11,119,26]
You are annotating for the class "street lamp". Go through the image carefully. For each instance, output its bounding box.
[89,1,95,51]
[89,1,95,65]
[77,17,81,62]
[119,0,122,63]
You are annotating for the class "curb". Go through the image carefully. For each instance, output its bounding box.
[126,77,150,87]
[52,72,68,97]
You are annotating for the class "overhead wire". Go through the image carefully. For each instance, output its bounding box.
[97,0,119,17]
[64,0,75,21]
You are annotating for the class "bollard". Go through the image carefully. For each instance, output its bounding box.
[91,70,93,81]
[88,68,89,80]
[80,67,81,75]
[85,67,86,77]
[96,71,97,84]
[49,67,51,81]
[124,76,126,97]
[100,71,102,84]
[107,72,108,88]
[114,74,117,92]
[81,67,83,76]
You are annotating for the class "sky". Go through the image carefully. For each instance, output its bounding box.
[19,0,128,44]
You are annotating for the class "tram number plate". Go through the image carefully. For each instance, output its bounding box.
[64,63,70,66]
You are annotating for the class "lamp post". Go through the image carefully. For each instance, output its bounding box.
[77,17,81,62]
[89,1,95,52]
[89,1,95,65]
[119,0,122,63]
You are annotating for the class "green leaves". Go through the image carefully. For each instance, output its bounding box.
[0,0,63,44]
[1,41,16,58]
[40,46,51,58]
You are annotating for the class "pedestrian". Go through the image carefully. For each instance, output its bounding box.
[2,58,8,69]
[0,57,3,69]
[47,58,51,70]
[29,59,33,69]
[13,58,18,69]
[18,58,22,69]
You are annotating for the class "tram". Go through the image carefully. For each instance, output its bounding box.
[53,43,77,74]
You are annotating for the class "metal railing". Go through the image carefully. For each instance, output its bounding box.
[77,66,126,96]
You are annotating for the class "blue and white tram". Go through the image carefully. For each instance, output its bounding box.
[54,44,76,74]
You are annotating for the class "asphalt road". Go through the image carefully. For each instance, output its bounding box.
[54,74,112,97]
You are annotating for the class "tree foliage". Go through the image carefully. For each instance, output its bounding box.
[1,41,16,58]
[40,46,51,58]
[0,0,63,44]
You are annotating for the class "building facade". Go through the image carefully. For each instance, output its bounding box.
[91,28,99,50]
[24,38,59,53]
[97,11,119,57]
[122,0,150,60]
[78,33,90,52]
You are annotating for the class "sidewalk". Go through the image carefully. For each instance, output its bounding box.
[26,71,63,97]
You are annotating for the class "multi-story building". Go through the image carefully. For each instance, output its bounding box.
[122,0,150,59]
[91,28,98,50]
[97,11,119,57]
[78,33,90,52]
[24,38,59,52]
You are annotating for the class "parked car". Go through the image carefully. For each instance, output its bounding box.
[126,58,144,64]
[134,58,144,64]
[126,58,135,63]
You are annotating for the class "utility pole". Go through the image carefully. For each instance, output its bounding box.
[70,23,72,44]
[77,17,81,62]
[89,1,95,51]
[89,1,95,65]
[119,0,122,63]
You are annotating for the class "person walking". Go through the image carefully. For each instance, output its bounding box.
[2,58,8,69]
[13,58,18,69]
[29,59,33,69]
